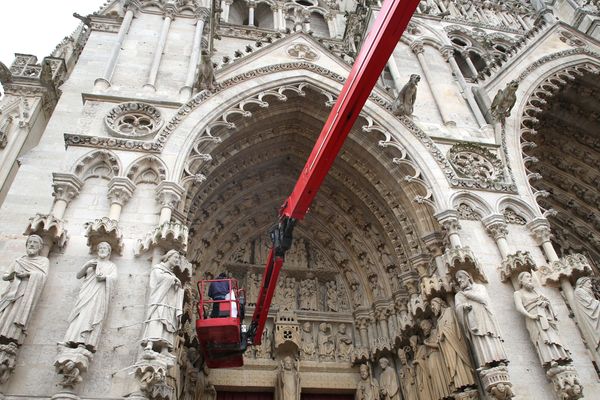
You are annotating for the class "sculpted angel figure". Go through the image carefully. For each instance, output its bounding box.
[62,241,117,352]
[0,235,49,344]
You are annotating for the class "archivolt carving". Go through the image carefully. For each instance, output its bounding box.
[72,150,121,180]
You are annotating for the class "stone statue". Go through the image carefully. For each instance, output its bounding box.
[195,50,216,91]
[246,272,261,306]
[300,322,316,360]
[62,241,117,352]
[397,347,418,400]
[317,322,335,361]
[573,277,600,353]
[326,281,339,312]
[256,327,272,359]
[454,270,509,368]
[378,356,400,400]
[410,335,433,400]
[275,355,300,400]
[0,62,12,84]
[335,323,353,361]
[392,74,420,117]
[431,297,477,392]
[300,275,319,311]
[490,80,518,123]
[421,319,452,400]
[355,363,379,400]
[281,277,297,311]
[141,249,185,354]
[513,272,571,367]
[0,235,49,344]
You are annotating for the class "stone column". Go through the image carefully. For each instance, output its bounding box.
[51,173,84,220]
[180,9,208,98]
[107,177,136,221]
[273,5,280,30]
[411,41,454,125]
[221,0,232,22]
[461,50,480,79]
[441,45,487,128]
[95,0,139,89]
[144,7,175,91]
[435,210,463,248]
[483,214,510,260]
[248,1,256,26]
[326,13,337,38]
[153,181,185,264]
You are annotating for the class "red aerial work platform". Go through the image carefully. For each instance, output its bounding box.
[196,0,422,368]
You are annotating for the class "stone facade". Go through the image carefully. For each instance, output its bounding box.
[0,0,600,399]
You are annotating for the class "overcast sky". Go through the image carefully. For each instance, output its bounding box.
[0,1,104,66]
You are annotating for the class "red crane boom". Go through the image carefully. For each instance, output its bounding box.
[248,0,422,345]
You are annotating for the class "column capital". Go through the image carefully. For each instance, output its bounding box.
[52,173,83,203]
[421,231,445,256]
[108,176,136,206]
[440,45,455,62]
[435,209,461,233]
[527,217,552,244]
[482,214,509,241]
[123,0,141,12]
[155,181,185,209]
[410,40,424,55]
[195,7,210,21]
[409,253,431,278]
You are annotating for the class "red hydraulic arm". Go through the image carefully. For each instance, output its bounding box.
[247,0,422,346]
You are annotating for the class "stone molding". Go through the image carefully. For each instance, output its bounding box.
[134,221,189,255]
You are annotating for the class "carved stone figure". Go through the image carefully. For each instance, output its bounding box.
[318,322,335,361]
[0,61,12,84]
[573,277,600,353]
[454,270,508,368]
[335,323,353,361]
[281,277,297,311]
[410,335,433,400]
[300,322,316,360]
[392,74,420,117]
[255,327,272,359]
[62,241,117,352]
[195,50,216,91]
[490,80,519,123]
[0,235,49,345]
[246,272,261,306]
[355,363,379,400]
[378,356,400,400]
[397,347,418,400]
[326,281,339,312]
[0,342,17,384]
[421,319,452,400]
[300,274,319,311]
[514,272,571,367]
[54,345,93,389]
[431,297,477,392]
[275,355,300,400]
[369,274,384,300]
[141,250,185,354]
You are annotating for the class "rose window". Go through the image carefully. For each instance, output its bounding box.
[450,152,496,180]
[105,102,163,139]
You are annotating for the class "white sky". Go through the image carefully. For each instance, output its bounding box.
[0,1,105,66]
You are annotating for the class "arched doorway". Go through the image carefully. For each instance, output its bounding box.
[520,62,600,267]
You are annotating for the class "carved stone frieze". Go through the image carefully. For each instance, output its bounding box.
[538,253,592,286]
[499,251,536,283]
[133,350,177,400]
[84,217,124,255]
[503,208,527,225]
[134,222,189,255]
[442,247,487,283]
[24,213,68,250]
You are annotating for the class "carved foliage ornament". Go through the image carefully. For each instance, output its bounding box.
[105,102,163,139]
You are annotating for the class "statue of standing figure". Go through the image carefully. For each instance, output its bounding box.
[275,355,300,400]
[513,272,571,367]
[378,357,400,400]
[392,74,420,117]
[141,250,185,354]
[421,319,452,400]
[355,363,379,400]
[397,347,418,400]
[430,297,477,392]
[62,241,117,352]
[454,270,509,368]
[0,235,49,344]
[573,277,600,354]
